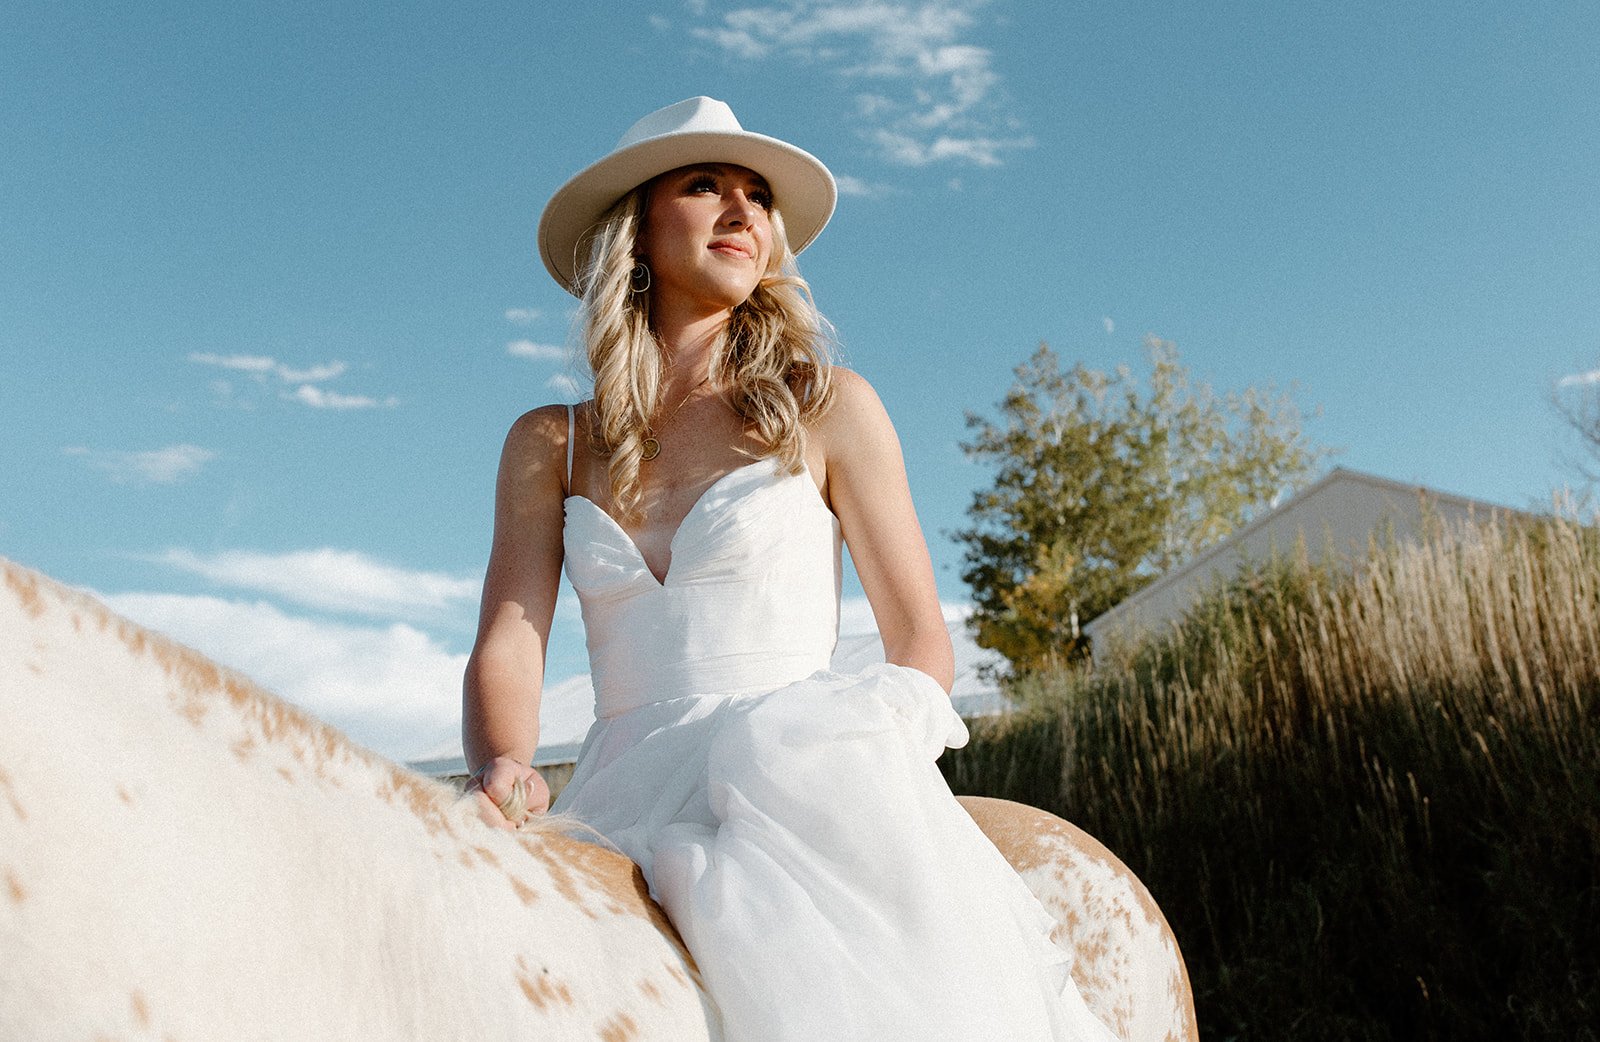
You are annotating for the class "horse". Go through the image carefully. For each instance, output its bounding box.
[0,556,1196,1040]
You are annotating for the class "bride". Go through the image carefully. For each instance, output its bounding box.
[461,97,1120,1041]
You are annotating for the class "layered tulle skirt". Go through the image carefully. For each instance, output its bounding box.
[553,663,1120,1042]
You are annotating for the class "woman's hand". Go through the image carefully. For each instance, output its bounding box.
[463,756,550,830]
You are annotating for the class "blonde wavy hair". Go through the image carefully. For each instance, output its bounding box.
[572,183,835,520]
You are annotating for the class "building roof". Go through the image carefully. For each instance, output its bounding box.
[1083,466,1526,651]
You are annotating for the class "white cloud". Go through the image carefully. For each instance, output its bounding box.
[188,352,277,374]
[504,307,543,324]
[1558,368,1600,388]
[100,591,468,762]
[287,385,397,410]
[189,352,392,410]
[276,361,348,383]
[546,373,582,399]
[834,173,886,197]
[917,42,988,77]
[871,129,932,165]
[507,339,568,361]
[1103,316,1115,334]
[856,92,895,117]
[871,128,1033,167]
[64,443,216,485]
[154,547,479,619]
[699,25,769,58]
[689,0,1027,167]
[188,352,345,384]
[99,580,594,765]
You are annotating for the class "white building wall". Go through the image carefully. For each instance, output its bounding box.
[1083,469,1516,660]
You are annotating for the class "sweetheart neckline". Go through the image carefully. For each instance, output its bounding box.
[565,457,828,587]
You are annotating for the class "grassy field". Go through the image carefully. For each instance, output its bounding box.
[940,515,1600,1041]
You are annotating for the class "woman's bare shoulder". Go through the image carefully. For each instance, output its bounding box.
[826,365,877,398]
[504,402,579,456]
[817,368,893,440]
[497,404,584,497]
[807,369,902,490]
[821,366,886,416]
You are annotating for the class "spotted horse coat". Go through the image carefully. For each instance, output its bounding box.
[0,557,1196,1041]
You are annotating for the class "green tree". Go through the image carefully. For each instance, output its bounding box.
[957,336,1329,672]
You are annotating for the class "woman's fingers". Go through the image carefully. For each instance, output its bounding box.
[464,761,521,828]
[469,789,517,830]
[525,770,552,815]
[477,766,510,804]
[463,760,552,829]
[497,776,529,824]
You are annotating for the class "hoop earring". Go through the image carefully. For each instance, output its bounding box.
[629,261,651,294]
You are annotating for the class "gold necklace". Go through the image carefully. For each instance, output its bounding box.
[641,377,714,462]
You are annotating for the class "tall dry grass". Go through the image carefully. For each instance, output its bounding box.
[941,514,1600,1041]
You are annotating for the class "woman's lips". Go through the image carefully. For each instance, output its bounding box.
[708,239,752,258]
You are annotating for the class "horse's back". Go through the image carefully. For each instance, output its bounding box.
[1,556,1193,1041]
[0,557,714,1041]
[960,797,1198,1041]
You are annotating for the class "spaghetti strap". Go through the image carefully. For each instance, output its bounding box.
[564,403,575,493]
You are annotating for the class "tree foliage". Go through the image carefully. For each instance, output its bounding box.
[957,336,1329,672]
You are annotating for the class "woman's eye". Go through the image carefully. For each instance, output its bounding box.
[751,190,774,210]
[687,176,718,194]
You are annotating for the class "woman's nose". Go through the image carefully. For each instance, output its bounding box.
[720,191,758,228]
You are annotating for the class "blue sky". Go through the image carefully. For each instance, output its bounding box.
[4,0,1597,760]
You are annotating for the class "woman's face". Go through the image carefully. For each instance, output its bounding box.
[636,163,774,314]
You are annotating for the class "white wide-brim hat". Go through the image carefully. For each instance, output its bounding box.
[538,96,837,297]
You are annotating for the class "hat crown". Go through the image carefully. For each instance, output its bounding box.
[615,96,744,149]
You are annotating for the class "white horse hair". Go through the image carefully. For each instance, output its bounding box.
[0,557,1196,1040]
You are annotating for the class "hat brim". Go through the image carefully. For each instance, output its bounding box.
[538,129,836,297]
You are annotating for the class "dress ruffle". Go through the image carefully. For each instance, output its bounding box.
[555,664,1117,1041]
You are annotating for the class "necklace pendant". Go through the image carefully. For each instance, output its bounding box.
[640,437,661,462]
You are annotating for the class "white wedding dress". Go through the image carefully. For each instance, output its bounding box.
[551,418,1120,1041]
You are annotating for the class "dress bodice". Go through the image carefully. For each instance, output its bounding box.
[563,457,842,717]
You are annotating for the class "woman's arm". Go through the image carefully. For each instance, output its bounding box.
[461,404,569,823]
[817,370,955,692]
